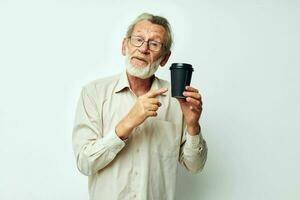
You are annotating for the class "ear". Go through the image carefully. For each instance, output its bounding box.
[121,38,127,56]
[159,51,171,67]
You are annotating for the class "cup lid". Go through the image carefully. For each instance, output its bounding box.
[169,63,194,71]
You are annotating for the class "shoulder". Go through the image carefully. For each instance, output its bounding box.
[82,73,121,96]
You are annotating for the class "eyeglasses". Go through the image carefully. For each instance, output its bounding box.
[129,35,164,52]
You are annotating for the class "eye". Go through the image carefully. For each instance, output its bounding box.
[135,37,144,43]
[150,41,159,47]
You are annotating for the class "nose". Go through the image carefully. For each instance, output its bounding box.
[138,41,150,54]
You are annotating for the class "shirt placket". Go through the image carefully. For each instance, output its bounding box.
[126,90,140,199]
[131,125,142,199]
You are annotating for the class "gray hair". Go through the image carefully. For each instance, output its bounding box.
[126,13,173,55]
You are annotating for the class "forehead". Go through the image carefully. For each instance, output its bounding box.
[132,20,166,39]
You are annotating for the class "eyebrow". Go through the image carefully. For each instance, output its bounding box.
[132,34,163,42]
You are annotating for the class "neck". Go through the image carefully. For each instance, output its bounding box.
[126,72,154,97]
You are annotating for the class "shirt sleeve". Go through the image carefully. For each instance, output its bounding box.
[72,86,126,176]
[178,120,208,173]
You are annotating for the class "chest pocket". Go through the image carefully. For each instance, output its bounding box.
[149,119,180,157]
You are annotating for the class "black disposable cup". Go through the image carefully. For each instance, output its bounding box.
[169,63,194,98]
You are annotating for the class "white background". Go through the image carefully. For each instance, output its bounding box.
[1,0,299,199]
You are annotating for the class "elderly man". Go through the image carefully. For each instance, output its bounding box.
[72,13,207,200]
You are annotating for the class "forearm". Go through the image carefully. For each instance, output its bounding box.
[74,129,126,176]
[179,129,208,173]
[115,116,135,140]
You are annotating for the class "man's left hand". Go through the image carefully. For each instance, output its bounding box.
[177,86,203,135]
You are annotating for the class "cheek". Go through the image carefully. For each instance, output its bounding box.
[124,45,131,55]
[151,54,161,63]
[127,46,137,56]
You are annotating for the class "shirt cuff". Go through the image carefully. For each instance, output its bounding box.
[93,129,126,156]
[185,131,204,150]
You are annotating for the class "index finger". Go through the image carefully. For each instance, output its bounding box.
[147,87,168,98]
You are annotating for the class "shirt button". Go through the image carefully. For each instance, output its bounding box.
[133,194,136,198]
[135,171,138,176]
[136,148,140,153]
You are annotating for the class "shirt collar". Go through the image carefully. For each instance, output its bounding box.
[114,70,167,96]
[114,70,130,93]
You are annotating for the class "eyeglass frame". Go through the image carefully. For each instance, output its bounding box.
[128,35,165,52]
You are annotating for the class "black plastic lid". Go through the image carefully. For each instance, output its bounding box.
[169,63,193,71]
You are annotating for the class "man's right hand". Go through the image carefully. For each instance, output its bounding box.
[115,87,168,140]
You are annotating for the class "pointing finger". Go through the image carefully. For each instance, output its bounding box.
[147,88,168,98]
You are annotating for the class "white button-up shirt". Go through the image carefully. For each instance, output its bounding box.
[72,71,208,200]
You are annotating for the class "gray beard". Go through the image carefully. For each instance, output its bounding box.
[125,52,163,79]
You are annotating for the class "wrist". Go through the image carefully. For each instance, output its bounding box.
[116,119,134,140]
[187,123,201,136]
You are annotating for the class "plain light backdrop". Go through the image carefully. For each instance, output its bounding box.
[0,0,299,199]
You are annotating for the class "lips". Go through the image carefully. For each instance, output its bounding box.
[132,56,148,63]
